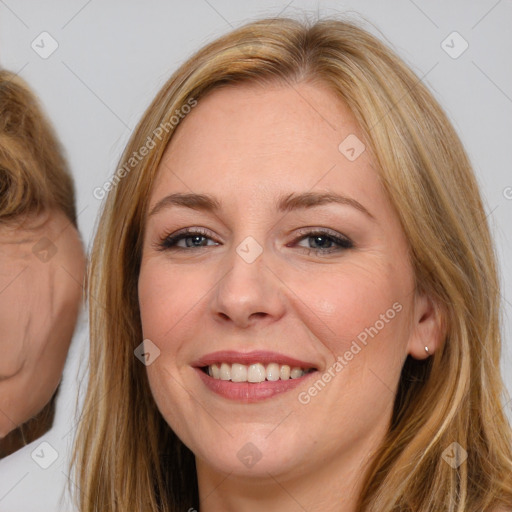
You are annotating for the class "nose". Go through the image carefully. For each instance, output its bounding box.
[209,245,286,329]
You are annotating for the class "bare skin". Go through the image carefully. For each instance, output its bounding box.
[0,209,85,440]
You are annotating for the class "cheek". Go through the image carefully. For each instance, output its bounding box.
[290,261,412,405]
[290,269,411,431]
[0,266,34,375]
[138,263,196,434]
[138,262,206,342]
[293,263,408,347]
[330,281,402,343]
[0,259,80,376]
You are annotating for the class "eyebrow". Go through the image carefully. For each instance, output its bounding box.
[149,191,375,220]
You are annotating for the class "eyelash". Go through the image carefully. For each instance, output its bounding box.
[157,227,354,255]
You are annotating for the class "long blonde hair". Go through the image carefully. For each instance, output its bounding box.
[72,16,512,511]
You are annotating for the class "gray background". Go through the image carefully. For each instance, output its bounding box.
[0,1,511,510]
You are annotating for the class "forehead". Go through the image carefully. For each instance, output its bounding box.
[0,209,68,246]
[150,81,382,214]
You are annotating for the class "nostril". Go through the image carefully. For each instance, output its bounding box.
[249,312,267,320]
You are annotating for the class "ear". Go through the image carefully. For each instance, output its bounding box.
[407,291,445,359]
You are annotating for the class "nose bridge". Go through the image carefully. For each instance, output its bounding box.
[210,236,285,327]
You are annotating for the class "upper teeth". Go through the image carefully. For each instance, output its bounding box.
[207,363,313,383]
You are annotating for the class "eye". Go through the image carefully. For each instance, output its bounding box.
[157,227,219,250]
[156,227,354,254]
[289,228,354,254]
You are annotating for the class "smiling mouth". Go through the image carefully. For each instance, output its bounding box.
[200,363,316,383]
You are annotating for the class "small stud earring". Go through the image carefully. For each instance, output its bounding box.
[425,346,430,354]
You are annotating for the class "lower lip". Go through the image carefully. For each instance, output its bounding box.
[195,368,316,403]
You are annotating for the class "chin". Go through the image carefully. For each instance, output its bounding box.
[189,426,305,478]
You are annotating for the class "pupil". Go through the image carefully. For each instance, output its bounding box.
[187,236,205,247]
[311,236,331,249]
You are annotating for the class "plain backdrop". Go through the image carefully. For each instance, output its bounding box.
[0,1,511,510]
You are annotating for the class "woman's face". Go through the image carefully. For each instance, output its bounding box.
[138,83,435,482]
[0,210,85,438]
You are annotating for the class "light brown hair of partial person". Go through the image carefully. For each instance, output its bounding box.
[0,69,77,225]
[72,16,512,512]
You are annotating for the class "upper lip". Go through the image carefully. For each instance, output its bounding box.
[192,350,318,370]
